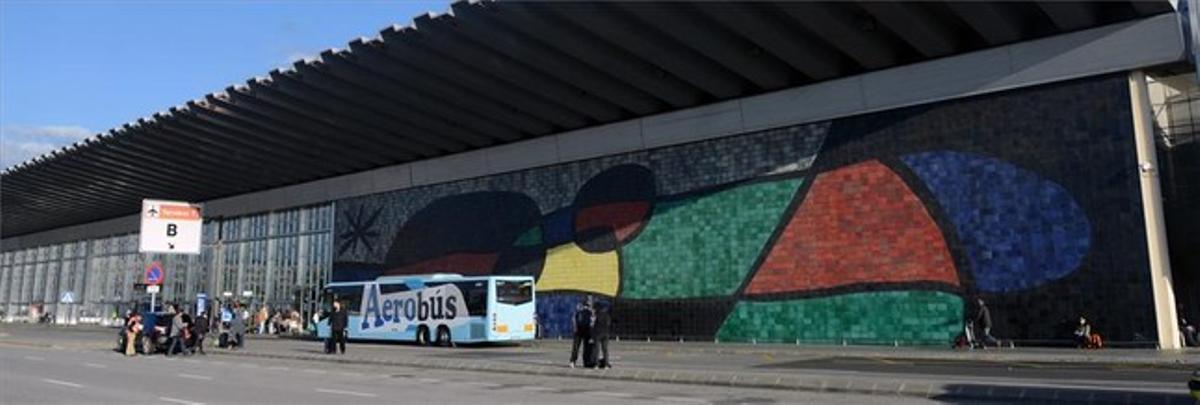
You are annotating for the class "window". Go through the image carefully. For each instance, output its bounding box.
[325,285,363,315]
[426,281,487,316]
[495,280,533,306]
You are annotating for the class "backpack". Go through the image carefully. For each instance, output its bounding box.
[574,307,593,331]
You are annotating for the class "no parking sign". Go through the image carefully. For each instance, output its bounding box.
[145,261,165,286]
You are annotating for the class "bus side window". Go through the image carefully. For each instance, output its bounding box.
[330,286,364,316]
[319,290,334,320]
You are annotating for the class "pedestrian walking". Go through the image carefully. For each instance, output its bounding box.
[974,298,999,347]
[167,305,188,356]
[568,296,595,368]
[191,312,209,355]
[592,303,612,369]
[327,301,349,354]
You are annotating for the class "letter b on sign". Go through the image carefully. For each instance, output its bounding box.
[167,223,177,237]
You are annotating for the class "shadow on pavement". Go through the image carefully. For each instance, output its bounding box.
[931,383,1194,404]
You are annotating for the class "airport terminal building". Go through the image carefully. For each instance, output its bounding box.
[1,1,1197,348]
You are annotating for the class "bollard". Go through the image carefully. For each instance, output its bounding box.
[894,340,899,347]
[795,338,800,346]
[752,338,757,345]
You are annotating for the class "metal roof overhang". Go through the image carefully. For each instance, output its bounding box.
[0,1,1176,238]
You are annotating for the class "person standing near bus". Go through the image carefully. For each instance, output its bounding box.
[328,300,349,355]
[592,303,612,369]
[568,296,595,368]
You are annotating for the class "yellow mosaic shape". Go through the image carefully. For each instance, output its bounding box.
[535,242,619,297]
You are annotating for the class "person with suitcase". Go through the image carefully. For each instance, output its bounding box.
[568,296,595,368]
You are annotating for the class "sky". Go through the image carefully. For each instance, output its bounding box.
[0,0,451,170]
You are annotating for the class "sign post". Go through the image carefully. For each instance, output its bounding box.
[139,199,202,255]
[145,262,165,312]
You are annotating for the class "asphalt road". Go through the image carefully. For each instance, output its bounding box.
[1,324,1194,404]
[0,344,929,405]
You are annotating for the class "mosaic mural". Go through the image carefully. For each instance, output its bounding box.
[334,75,1157,344]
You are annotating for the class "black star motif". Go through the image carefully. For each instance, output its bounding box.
[337,205,382,258]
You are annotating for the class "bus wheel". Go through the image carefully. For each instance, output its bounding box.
[416,326,431,346]
[436,326,453,348]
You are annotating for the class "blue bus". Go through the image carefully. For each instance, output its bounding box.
[316,274,535,345]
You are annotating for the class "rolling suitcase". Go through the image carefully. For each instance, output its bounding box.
[582,338,599,368]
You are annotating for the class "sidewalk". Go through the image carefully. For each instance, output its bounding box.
[203,335,1196,404]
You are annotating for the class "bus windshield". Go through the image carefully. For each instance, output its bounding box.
[496,280,533,305]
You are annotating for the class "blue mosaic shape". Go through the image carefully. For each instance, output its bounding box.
[902,151,1091,293]
[542,208,575,246]
[535,293,611,338]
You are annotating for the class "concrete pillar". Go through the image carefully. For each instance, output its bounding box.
[1128,70,1182,350]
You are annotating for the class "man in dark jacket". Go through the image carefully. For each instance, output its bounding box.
[568,296,594,368]
[592,304,612,369]
[329,300,349,355]
[190,313,209,355]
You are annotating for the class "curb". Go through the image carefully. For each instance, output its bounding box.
[208,348,1193,404]
[525,341,1199,368]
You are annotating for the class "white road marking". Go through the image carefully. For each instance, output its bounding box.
[658,397,708,403]
[591,392,636,398]
[315,388,378,398]
[84,362,107,369]
[41,379,82,388]
[416,377,441,383]
[177,373,213,381]
[267,366,289,370]
[24,356,44,361]
[464,382,503,388]
[159,396,206,405]
[518,386,556,392]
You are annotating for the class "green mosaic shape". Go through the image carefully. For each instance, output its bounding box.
[513,226,542,247]
[717,291,964,345]
[620,178,803,299]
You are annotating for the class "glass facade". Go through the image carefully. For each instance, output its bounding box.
[0,203,333,326]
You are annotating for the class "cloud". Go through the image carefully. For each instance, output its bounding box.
[1,124,93,170]
[3,125,92,140]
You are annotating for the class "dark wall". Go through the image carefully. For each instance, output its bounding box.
[333,74,1156,345]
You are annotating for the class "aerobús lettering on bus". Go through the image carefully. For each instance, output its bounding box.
[360,284,466,330]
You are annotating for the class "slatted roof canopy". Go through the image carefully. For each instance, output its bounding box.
[1,1,1175,238]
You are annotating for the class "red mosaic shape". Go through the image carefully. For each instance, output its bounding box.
[575,201,651,243]
[745,160,959,295]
